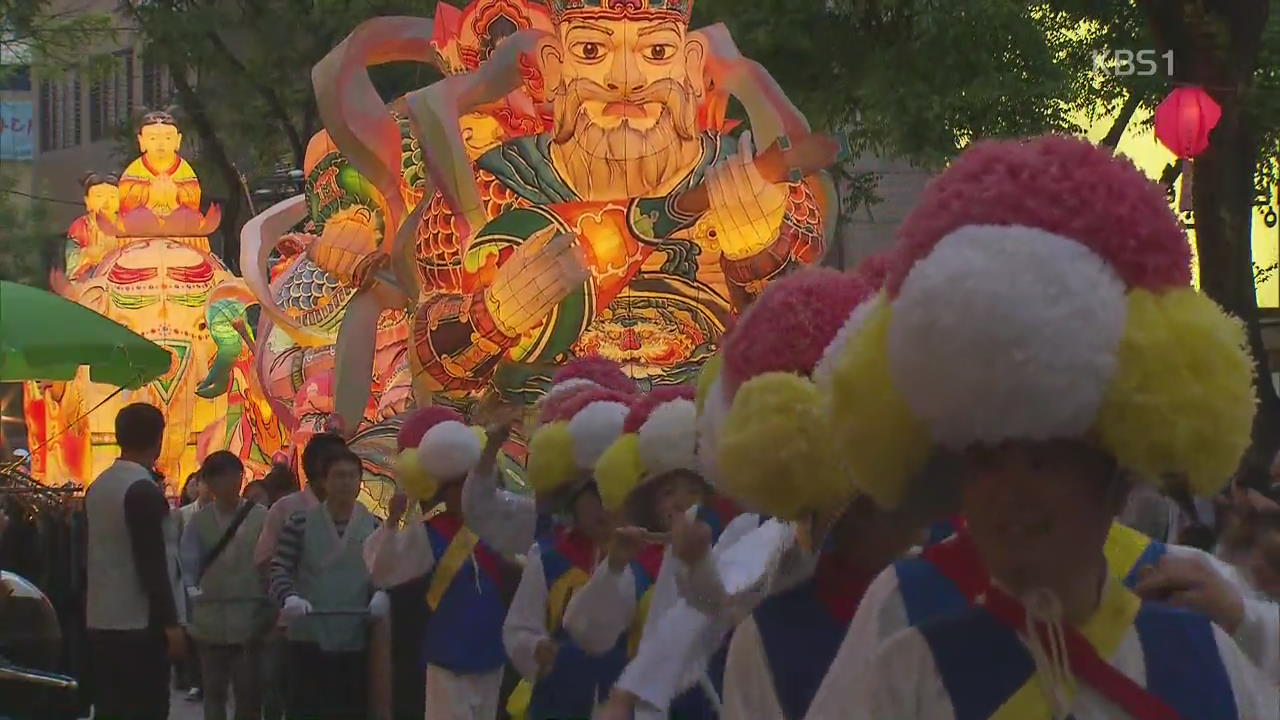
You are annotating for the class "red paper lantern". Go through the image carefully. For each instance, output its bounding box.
[1154,86,1222,158]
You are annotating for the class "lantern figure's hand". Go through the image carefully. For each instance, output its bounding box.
[149,174,180,216]
[307,213,381,286]
[483,226,589,338]
[701,130,834,261]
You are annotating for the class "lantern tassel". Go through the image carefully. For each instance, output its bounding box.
[1179,158,1194,214]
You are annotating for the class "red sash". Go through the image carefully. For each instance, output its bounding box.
[923,532,1183,720]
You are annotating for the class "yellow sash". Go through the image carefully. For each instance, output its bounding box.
[1102,523,1154,582]
[426,526,480,611]
[506,679,532,720]
[546,565,590,633]
[988,576,1142,719]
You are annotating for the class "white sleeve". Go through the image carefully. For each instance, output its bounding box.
[1213,622,1280,720]
[845,628,954,720]
[461,463,536,558]
[1235,597,1280,684]
[721,617,785,720]
[563,560,637,655]
[712,513,760,556]
[808,564,908,714]
[1168,543,1280,681]
[676,518,808,618]
[363,522,436,589]
[504,543,551,682]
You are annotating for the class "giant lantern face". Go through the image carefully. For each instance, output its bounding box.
[243,0,836,441]
[541,0,705,198]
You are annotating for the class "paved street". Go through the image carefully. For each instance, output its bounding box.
[170,689,207,720]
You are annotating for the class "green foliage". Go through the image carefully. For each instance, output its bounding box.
[0,174,62,288]
[695,0,1276,182]
[125,0,443,179]
[0,0,116,76]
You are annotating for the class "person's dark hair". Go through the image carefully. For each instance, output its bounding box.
[139,110,178,130]
[301,433,346,483]
[242,479,269,504]
[261,463,299,503]
[320,448,362,478]
[180,471,201,504]
[201,450,244,481]
[79,171,119,193]
[115,403,165,454]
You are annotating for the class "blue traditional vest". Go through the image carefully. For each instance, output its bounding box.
[917,602,1237,720]
[752,575,854,720]
[528,530,655,720]
[420,515,508,674]
[897,525,1169,628]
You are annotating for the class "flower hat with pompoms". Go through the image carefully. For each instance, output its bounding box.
[526,371,637,505]
[392,406,486,502]
[708,266,881,520]
[537,355,639,427]
[595,386,699,512]
[822,135,1255,510]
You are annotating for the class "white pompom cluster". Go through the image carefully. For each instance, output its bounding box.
[887,225,1127,448]
[637,398,698,476]
[568,401,630,468]
[416,420,483,482]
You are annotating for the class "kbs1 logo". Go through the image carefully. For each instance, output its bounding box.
[1092,49,1174,77]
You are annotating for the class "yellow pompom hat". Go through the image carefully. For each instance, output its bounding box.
[394,406,487,501]
[526,386,634,501]
[711,268,881,520]
[823,135,1255,509]
[595,386,698,512]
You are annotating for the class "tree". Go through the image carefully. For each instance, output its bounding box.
[0,176,66,288]
[120,0,437,270]
[1,2,116,286]
[697,0,1280,485]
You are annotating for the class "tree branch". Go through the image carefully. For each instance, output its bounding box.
[199,27,306,169]
[1101,92,1141,149]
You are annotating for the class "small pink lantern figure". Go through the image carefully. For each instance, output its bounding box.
[1154,86,1222,214]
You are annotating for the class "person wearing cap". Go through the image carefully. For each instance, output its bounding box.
[815,135,1275,718]
[362,406,517,720]
[501,382,639,720]
[599,267,946,720]
[461,356,641,557]
[566,386,746,720]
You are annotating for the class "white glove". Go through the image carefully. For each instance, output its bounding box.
[282,595,313,622]
[185,586,203,600]
[368,590,390,619]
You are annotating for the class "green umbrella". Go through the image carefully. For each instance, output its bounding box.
[0,281,172,389]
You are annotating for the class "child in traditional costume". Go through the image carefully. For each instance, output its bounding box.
[363,406,517,720]
[502,381,639,719]
[565,385,749,719]
[815,135,1276,719]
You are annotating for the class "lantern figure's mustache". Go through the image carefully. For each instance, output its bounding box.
[552,77,699,144]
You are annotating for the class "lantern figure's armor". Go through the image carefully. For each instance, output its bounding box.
[247,0,837,427]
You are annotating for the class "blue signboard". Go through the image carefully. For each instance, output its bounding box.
[0,101,34,160]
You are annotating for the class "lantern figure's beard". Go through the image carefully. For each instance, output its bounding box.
[551,77,702,200]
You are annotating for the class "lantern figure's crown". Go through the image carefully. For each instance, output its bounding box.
[549,0,693,26]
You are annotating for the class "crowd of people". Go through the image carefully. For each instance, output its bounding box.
[74,133,1280,720]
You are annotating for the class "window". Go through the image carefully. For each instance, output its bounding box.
[0,65,31,91]
[38,79,54,152]
[141,54,170,111]
[89,76,103,141]
[89,50,136,142]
